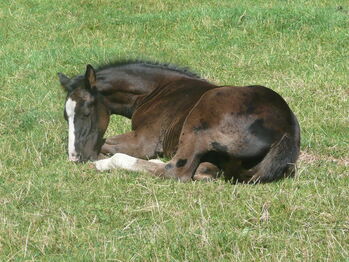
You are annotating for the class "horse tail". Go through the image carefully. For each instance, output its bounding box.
[248,113,301,183]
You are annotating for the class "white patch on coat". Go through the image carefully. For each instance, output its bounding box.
[65,98,78,161]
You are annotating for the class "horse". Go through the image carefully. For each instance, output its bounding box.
[58,61,300,183]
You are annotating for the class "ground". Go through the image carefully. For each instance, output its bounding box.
[0,0,348,261]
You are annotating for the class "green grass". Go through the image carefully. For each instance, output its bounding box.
[0,0,348,261]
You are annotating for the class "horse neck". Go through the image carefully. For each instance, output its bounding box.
[96,68,199,118]
[98,79,163,119]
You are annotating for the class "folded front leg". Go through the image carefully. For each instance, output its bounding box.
[94,153,166,175]
[100,131,160,159]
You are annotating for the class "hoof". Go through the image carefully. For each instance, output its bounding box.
[193,173,216,182]
[88,163,96,169]
[178,175,193,183]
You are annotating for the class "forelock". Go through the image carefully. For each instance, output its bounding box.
[66,75,85,93]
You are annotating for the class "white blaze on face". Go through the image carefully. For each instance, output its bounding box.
[65,98,78,161]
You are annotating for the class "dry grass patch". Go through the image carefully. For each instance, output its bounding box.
[299,151,349,167]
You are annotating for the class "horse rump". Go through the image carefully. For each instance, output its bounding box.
[244,113,300,183]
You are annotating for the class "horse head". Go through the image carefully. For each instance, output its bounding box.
[58,65,110,162]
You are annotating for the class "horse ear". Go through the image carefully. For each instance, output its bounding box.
[58,73,71,91]
[85,64,96,89]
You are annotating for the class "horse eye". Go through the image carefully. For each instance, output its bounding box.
[83,107,91,117]
[79,104,91,117]
[80,98,95,117]
[86,99,96,107]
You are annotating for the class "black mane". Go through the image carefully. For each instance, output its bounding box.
[96,60,202,79]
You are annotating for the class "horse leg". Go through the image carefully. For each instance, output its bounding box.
[101,130,219,180]
[96,151,220,182]
[193,162,220,181]
[145,154,220,181]
[94,153,166,175]
[100,131,158,159]
[155,131,211,182]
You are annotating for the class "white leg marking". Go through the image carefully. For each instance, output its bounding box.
[149,159,165,164]
[94,153,138,171]
[94,153,165,175]
[65,98,78,161]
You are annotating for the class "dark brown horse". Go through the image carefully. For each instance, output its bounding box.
[59,61,300,183]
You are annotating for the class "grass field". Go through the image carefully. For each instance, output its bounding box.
[0,0,348,261]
